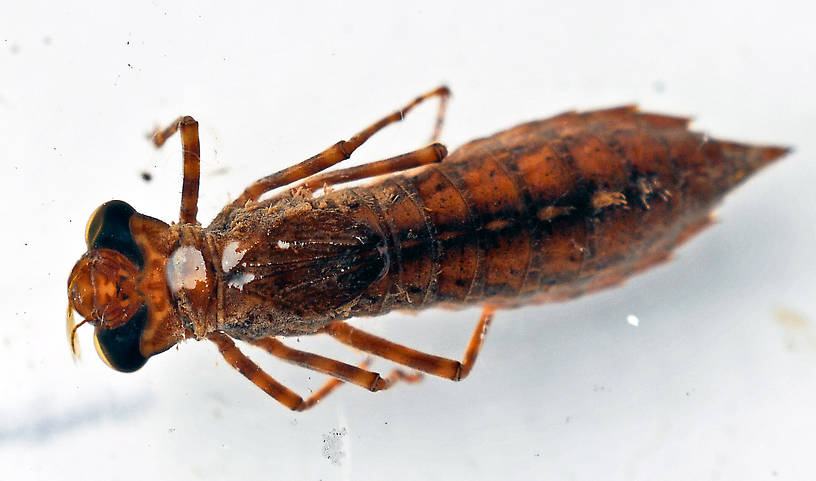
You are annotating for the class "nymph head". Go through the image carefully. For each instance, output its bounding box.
[67,200,150,372]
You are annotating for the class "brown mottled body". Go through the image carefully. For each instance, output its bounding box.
[67,88,787,410]
[208,106,784,340]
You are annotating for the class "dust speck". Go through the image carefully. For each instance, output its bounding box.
[321,427,348,466]
[653,80,665,93]
[774,307,807,329]
[773,307,816,351]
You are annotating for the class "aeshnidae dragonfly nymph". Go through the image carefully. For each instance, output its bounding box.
[67,86,788,410]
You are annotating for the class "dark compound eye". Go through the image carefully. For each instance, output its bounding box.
[85,200,144,268]
[93,304,149,372]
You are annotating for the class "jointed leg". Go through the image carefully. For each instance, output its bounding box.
[208,332,303,410]
[293,143,447,193]
[151,116,201,224]
[233,85,451,206]
[384,368,424,385]
[323,306,495,381]
[291,360,422,411]
[428,86,450,143]
[208,332,421,411]
[249,337,392,391]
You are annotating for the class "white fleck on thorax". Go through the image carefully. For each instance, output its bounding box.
[227,272,256,291]
[221,241,247,272]
[166,245,208,293]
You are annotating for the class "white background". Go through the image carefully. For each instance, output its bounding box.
[1,1,814,480]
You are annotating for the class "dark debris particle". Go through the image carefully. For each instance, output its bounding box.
[141,171,153,182]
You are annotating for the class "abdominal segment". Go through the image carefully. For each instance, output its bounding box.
[349,107,785,312]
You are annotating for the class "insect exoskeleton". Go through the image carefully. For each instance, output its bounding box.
[66,87,789,411]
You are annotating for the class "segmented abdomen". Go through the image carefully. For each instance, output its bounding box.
[350,106,786,315]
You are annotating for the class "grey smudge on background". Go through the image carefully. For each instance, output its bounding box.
[0,393,151,445]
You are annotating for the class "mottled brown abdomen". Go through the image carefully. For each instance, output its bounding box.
[349,106,786,315]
